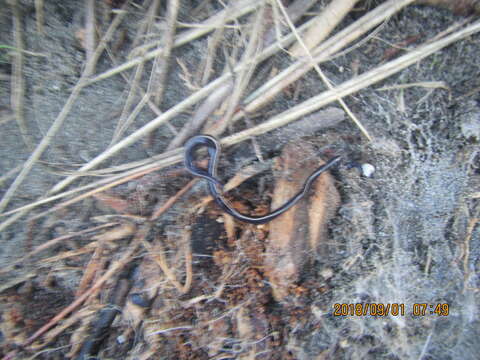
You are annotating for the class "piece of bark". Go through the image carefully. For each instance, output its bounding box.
[264,141,340,301]
[308,160,341,257]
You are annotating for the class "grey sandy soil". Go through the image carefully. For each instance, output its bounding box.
[0,1,479,359]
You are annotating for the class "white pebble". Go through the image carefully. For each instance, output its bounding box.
[361,163,375,177]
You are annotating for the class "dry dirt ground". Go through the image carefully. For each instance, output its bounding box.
[0,0,479,359]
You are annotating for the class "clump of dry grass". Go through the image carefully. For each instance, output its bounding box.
[0,0,479,359]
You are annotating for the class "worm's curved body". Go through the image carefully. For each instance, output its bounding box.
[184,135,341,224]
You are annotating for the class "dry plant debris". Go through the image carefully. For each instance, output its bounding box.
[0,0,479,359]
[419,0,480,14]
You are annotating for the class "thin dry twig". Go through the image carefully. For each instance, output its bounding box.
[150,179,198,220]
[0,162,168,222]
[127,0,181,148]
[152,0,180,106]
[75,245,105,298]
[110,56,146,145]
[85,0,96,67]
[129,0,158,52]
[9,0,31,148]
[110,0,160,145]
[198,21,226,86]
[376,81,450,91]
[0,164,22,186]
[166,81,234,150]
[29,308,98,353]
[264,0,319,46]
[34,0,44,33]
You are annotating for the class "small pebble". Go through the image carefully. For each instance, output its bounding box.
[116,335,126,344]
[361,163,375,177]
[320,268,334,280]
[130,293,149,308]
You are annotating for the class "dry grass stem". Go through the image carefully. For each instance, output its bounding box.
[9,0,30,148]
[47,77,226,195]
[0,7,128,214]
[152,0,180,106]
[274,0,372,140]
[75,246,105,298]
[129,0,158,51]
[85,0,96,67]
[110,60,146,145]
[0,164,22,186]
[198,23,226,86]
[0,161,169,223]
[39,246,97,264]
[289,0,360,56]
[0,150,175,230]
[428,15,474,42]
[265,0,318,46]
[34,0,44,33]
[150,179,197,220]
[30,308,97,352]
[107,1,160,146]
[377,81,450,91]
[0,211,28,235]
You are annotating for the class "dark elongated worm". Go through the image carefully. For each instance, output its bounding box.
[184,135,341,224]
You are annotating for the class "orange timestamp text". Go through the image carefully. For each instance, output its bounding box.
[333,303,449,317]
